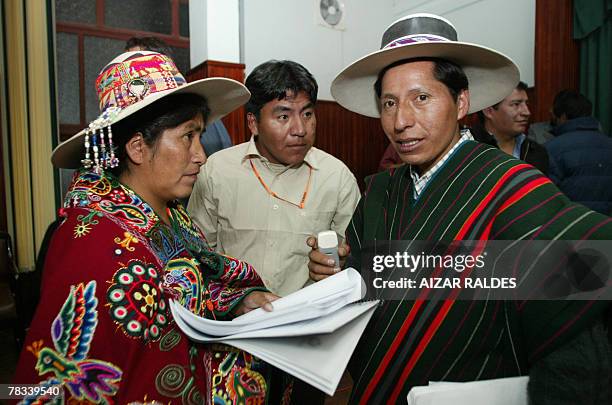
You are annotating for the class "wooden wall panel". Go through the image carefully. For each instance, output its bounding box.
[533,0,579,122]
[186,60,248,145]
[315,100,388,190]
[463,0,578,126]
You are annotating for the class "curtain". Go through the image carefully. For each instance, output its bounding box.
[574,0,612,135]
[2,0,57,271]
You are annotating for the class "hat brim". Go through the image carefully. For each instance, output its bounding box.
[331,41,519,117]
[52,77,250,169]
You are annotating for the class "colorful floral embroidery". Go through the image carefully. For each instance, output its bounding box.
[98,199,152,231]
[114,231,139,251]
[155,364,201,404]
[107,260,169,342]
[109,188,128,203]
[73,211,103,239]
[206,284,249,315]
[77,210,104,226]
[70,171,113,196]
[159,329,182,352]
[22,281,122,404]
[148,223,184,264]
[204,255,264,315]
[73,222,92,238]
[163,257,204,314]
[65,170,157,234]
[168,204,209,254]
[209,348,267,404]
[193,248,225,279]
[47,169,277,402]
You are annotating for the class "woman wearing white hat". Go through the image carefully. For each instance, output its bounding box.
[13,51,290,404]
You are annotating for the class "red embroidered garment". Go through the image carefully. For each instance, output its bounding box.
[13,170,290,404]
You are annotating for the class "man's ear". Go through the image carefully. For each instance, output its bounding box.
[124,133,146,165]
[247,112,259,136]
[456,89,470,121]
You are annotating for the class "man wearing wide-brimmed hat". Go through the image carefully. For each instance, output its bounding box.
[309,13,612,403]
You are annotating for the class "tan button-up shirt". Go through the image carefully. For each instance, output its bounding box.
[188,137,360,296]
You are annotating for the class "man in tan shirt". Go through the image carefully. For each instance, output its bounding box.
[188,60,360,296]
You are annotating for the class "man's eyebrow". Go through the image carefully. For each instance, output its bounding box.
[271,105,293,113]
[381,86,429,100]
[300,102,314,112]
[380,93,398,100]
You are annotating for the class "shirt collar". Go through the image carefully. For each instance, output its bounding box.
[242,135,319,170]
[410,130,473,181]
[512,133,526,158]
[409,129,474,198]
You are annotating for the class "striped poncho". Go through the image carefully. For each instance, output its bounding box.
[345,140,611,404]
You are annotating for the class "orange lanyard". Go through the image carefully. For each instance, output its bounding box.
[249,159,312,209]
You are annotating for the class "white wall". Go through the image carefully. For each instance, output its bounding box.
[189,0,207,68]
[242,0,395,100]
[192,0,536,98]
[392,0,536,86]
[207,0,240,63]
[190,0,241,67]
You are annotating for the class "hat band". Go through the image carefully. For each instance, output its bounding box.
[96,52,186,113]
[383,34,450,50]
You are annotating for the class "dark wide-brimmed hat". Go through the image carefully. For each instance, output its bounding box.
[331,13,519,116]
[52,51,250,170]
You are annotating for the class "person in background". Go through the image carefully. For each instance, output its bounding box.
[188,60,360,296]
[528,120,554,144]
[124,36,172,57]
[545,89,612,214]
[471,81,549,174]
[125,36,233,157]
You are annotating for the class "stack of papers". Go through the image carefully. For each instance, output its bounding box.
[170,268,378,395]
[407,377,529,405]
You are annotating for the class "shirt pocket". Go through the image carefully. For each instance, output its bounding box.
[296,209,335,239]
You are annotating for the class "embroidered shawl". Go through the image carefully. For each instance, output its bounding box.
[12,170,285,404]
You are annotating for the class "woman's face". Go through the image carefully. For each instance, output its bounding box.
[138,113,206,204]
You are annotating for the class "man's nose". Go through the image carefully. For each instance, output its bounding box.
[193,138,207,165]
[520,102,531,117]
[291,117,307,137]
[395,104,416,132]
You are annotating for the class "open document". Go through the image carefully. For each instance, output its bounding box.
[170,268,378,396]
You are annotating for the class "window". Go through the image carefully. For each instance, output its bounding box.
[55,0,190,141]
